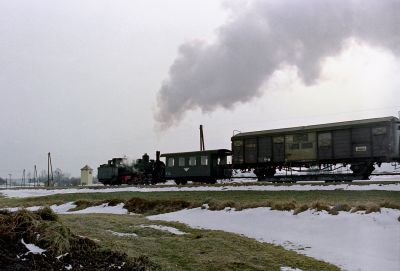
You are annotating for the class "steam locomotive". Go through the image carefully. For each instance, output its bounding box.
[97,116,400,185]
[97,152,165,185]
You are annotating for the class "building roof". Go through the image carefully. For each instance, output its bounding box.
[232,116,399,138]
[81,165,93,171]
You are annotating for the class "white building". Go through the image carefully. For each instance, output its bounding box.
[80,165,93,186]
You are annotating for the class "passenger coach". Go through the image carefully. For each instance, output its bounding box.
[231,117,400,180]
[161,149,232,184]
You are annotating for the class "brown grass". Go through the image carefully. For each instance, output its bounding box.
[124,197,195,214]
[310,201,331,212]
[379,200,400,209]
[271,200,297,211]
[328,203,352,215]
[351,203,381,214]
[293,204,309,215]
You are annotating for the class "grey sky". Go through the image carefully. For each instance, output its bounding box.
[0,0,399,178]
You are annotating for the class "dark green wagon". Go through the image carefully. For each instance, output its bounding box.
[161,149,232,184]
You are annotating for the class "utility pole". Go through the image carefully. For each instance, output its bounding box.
[200,125,205,151]
[8,174,11,188]
[47,152,54,187]
[34,165,38,187]
[22,169,26,187]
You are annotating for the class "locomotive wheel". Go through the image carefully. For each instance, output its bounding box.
[175,180,187,185]
[255,167,276,181]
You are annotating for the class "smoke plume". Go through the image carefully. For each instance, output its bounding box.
[155,0,400,128]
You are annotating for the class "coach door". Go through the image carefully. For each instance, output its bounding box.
[372,126,389,157]
[352,127,372,158]
[272,136,285,162]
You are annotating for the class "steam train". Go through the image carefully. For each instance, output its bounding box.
[97,116,400,185]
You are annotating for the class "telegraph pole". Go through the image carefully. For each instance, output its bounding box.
[47,153,53,187]
[34,165,38,187]
[22,169,26,187]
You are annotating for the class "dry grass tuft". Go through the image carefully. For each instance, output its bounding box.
[36,206,59,221]
[271,200,296,211]
[208,200,235,211]
[106,198,124,206]
[235,201,272,211]
[293,204,309,215]
[379,200,400,210]
[365,204,381,214]
[124,197,194,214]
[329,203,351,215]
[351,203,381,213]
[310,201,330,212]
[37,221,72,254]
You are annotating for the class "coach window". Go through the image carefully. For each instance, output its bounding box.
[372,127,387,135]
[218,156,227,165]
[179,157,185,167]
[189,156,197,166]
[290,143,300,150]
[201,156,208,166]
[301,142,313,149]
[167,157,175,167]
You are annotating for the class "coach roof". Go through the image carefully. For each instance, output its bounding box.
[232,116,399,138]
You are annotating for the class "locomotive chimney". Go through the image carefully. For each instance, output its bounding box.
[156,151,160,162]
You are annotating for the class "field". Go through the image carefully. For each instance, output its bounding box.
[1,189,400,213]
[1,184,399,270]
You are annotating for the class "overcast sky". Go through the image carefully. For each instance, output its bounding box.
[1,0,399,178]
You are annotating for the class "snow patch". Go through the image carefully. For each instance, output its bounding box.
[50,202,77,213]
[21,238,46,255]
[106,230,137,237]
[280,267,303,271]
[68,203,128,214]
[138,224,186,235]
[56,252,69,260]
[148,207,400,271]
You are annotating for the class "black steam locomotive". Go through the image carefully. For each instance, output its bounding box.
[97,152,165,185]
[98,116,400,185]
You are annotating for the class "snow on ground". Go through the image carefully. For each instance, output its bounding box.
[280,267,303,271]
[50,202,77,213]
[21,239,46,255]
[6,206,42,212]
[66,203,128,215]
[148,207,400,271]
[3,202,128,215]
[106,230,137,237]
[1,182,399,198]
[138,224,186,235]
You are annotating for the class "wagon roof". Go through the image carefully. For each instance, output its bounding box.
[232,116,399,138]
[161,149,231,157]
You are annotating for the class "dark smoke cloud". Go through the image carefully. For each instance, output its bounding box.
[155,0,400,128]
